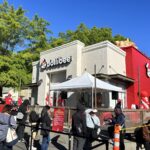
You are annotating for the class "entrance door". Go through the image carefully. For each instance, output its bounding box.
[49,71,66,106]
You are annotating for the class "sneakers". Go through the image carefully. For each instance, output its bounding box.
[21,138,26,142]
[31,146,37,150]
[18,138,26,143]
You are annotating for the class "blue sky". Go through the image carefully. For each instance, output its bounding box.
[1,0,150,56]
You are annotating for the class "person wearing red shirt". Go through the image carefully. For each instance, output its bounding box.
[4,93,13,105]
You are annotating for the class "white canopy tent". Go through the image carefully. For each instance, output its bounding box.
[50,72,122,92]
[50,72,122,108]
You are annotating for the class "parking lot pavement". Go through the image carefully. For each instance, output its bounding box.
[13,142,27,150]
[13,125,137,150]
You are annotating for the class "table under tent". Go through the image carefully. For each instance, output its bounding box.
[50,72,123,108]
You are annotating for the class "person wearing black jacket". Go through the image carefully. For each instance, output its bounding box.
[108,107,125,150]
[72,103,87,150]
[40,105,51,150]
[16,99,30,142]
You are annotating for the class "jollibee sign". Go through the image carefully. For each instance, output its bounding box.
[145,63,150,78]
[40,56,72,70]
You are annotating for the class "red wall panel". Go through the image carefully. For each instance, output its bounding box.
[122,46,150,108]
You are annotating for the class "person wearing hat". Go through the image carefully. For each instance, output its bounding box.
[84,109,101,150]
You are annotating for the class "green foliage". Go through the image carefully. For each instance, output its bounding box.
[0,55,31,88]
[0,1,51,55]
[113,34,127,43]
[57,23,127,46]
[27,14,51,51]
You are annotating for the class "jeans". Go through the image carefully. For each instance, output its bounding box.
[0,141,13,150]
[73,136,85,150]
[144,142,150,150]
[17,125,25,140]
[41,135,50,150]
[84,127,94,150]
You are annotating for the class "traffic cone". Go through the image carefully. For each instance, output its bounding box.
[113,124,121,150]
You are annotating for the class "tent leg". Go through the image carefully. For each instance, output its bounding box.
[92,88,93,108]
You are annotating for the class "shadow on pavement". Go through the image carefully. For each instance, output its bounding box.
[51,135,67,150]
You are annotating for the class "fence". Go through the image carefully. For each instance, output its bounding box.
[21,122,110,150]
[30,105,150,133]
[22,106,150,150]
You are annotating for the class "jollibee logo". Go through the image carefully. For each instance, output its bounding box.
[145,63,150,78]
[40,58,47,69]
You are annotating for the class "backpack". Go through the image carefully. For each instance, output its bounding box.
[134,127,145,144]
[29,110,39,123]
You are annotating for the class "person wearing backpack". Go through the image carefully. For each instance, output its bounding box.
[0,105,17,150]
[84,109,101,150]
[72,103,87,150]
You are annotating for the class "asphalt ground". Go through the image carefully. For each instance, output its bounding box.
[13,125,137,150]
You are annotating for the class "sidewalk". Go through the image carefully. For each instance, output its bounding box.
[13,128,136,150]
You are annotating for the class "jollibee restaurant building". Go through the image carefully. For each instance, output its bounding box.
[32,40,150,109]
[32,40,138,109]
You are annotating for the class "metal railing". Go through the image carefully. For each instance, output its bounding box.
[30,105,150,132]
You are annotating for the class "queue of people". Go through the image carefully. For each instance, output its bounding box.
[0,98,53,150]
[2,96,150,150]
[71,100,126,150]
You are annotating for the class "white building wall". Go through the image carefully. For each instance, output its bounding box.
[82,41,126,76]
[32,61,39,83]
[106,42,126,75]
[37,40,84,105]
[82,42,107,74]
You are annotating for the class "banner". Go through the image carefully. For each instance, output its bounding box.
[52,108,65,132]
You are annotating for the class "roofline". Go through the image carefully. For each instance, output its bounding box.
[121,46,150,60]
[40,40,85,56]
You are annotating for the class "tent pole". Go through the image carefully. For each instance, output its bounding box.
[92,88,93,108]
[94,64,97,108]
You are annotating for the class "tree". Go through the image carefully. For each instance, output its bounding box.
[57,23,127,46]
[0,1,51,55]
[0,54,31,96]
[0,1,51,95]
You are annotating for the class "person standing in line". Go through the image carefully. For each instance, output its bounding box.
[72,103,87,150]
[40,105,51,150]
[16,99,30,142]
[108,107,125,150]
[0,105,17,150]
[142,120,150,150]
[84,109,100,150]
